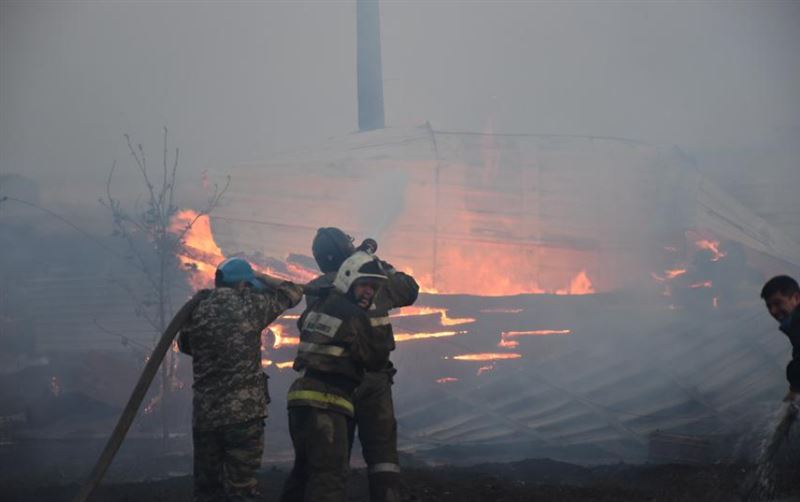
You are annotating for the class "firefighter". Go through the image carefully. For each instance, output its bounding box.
[279,251,394,502]
[761,275,800,411]
[306,228,419,502]
[178,258,303,502]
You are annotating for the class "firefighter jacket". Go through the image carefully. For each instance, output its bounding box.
[287,290,391,416]
[779,306,800,391]
[178,282,303,430]
[306,262,419,354]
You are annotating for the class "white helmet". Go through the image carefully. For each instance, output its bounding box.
[333,251,387,293]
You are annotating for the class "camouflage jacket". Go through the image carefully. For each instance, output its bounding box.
[179,282,302,430]
[306,261,419,355]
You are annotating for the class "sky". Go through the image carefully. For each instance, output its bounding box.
[1,0,799,228]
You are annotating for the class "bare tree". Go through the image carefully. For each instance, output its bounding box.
[101,128,229,448]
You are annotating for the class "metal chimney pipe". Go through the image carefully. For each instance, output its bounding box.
[357,0,385,131]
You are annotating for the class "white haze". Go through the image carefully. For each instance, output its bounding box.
[1,0,799,235]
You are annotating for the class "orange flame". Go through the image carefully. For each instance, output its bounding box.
[498,338,519,348]
[436,377,459,384]
[451,353,522,361]
[477,364,495,375]
[395,330,467,342]
[170,210,225,289]
[555,270,595,295]
[276,361,294,369]
[503,329,571,337]
[170,209,320,289]
[391,306,475,326]
[695,239,726,261]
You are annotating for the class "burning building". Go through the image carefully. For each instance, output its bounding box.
[163,126,800,464]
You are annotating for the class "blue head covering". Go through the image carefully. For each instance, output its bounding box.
[216,258,264,290]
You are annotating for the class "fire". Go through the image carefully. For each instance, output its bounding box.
[391,306,475,326]
[170,209,320,290]
[498,329,569,348]
[261,358,294,369]
[436,377,459,384]
[413,241,600,296]
[652,269,687,282]
[477,364,495,376]
[695,239,726,261]
[555,270,595,295]
[268,324,300,349]
[451,353,522,361]
[503,329,571,337]
[170,210,225,289]
[394,330,467,342]
[281,314,301,320]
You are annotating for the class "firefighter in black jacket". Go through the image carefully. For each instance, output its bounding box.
[761,275,800,410]
[306,228,419,501]
[279,251,393,502]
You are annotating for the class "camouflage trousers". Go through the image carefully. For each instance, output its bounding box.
[353,371,401,502]
[192,419,265,502]
[279,406,355,502]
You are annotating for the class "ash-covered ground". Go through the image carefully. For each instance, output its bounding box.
[3,456,798,502]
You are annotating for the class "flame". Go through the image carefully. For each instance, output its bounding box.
[555,270,595,295]
[436,377,459,384]
[281,314,301,320]
[695,239,726,261]
[391,306,475,326]
[503,329,571,337]
[276,361,294,369]
[689,281,713,289]
[261,358,273,368]
[477,364,495,376]
[498,329,569,348]
[451,353,522,361]
[170,210,225,289]
[394,330,467,342]
[269,324,286,349]
[170,209,320,289]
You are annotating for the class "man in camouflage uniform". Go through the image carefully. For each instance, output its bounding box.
[279,251,394,502]
[179,257,303,502]
[305,229,419,502]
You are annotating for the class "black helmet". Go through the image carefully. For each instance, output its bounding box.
[312,227,356,273]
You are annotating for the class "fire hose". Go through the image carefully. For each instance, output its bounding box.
[73,278,320,502]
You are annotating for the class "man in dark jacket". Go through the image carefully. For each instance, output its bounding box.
[280,251,394,502]
[179,258,303,502]
[306,228,419,501]
[761,275,800,409]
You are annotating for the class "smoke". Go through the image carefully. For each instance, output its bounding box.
[361,169,410,242]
